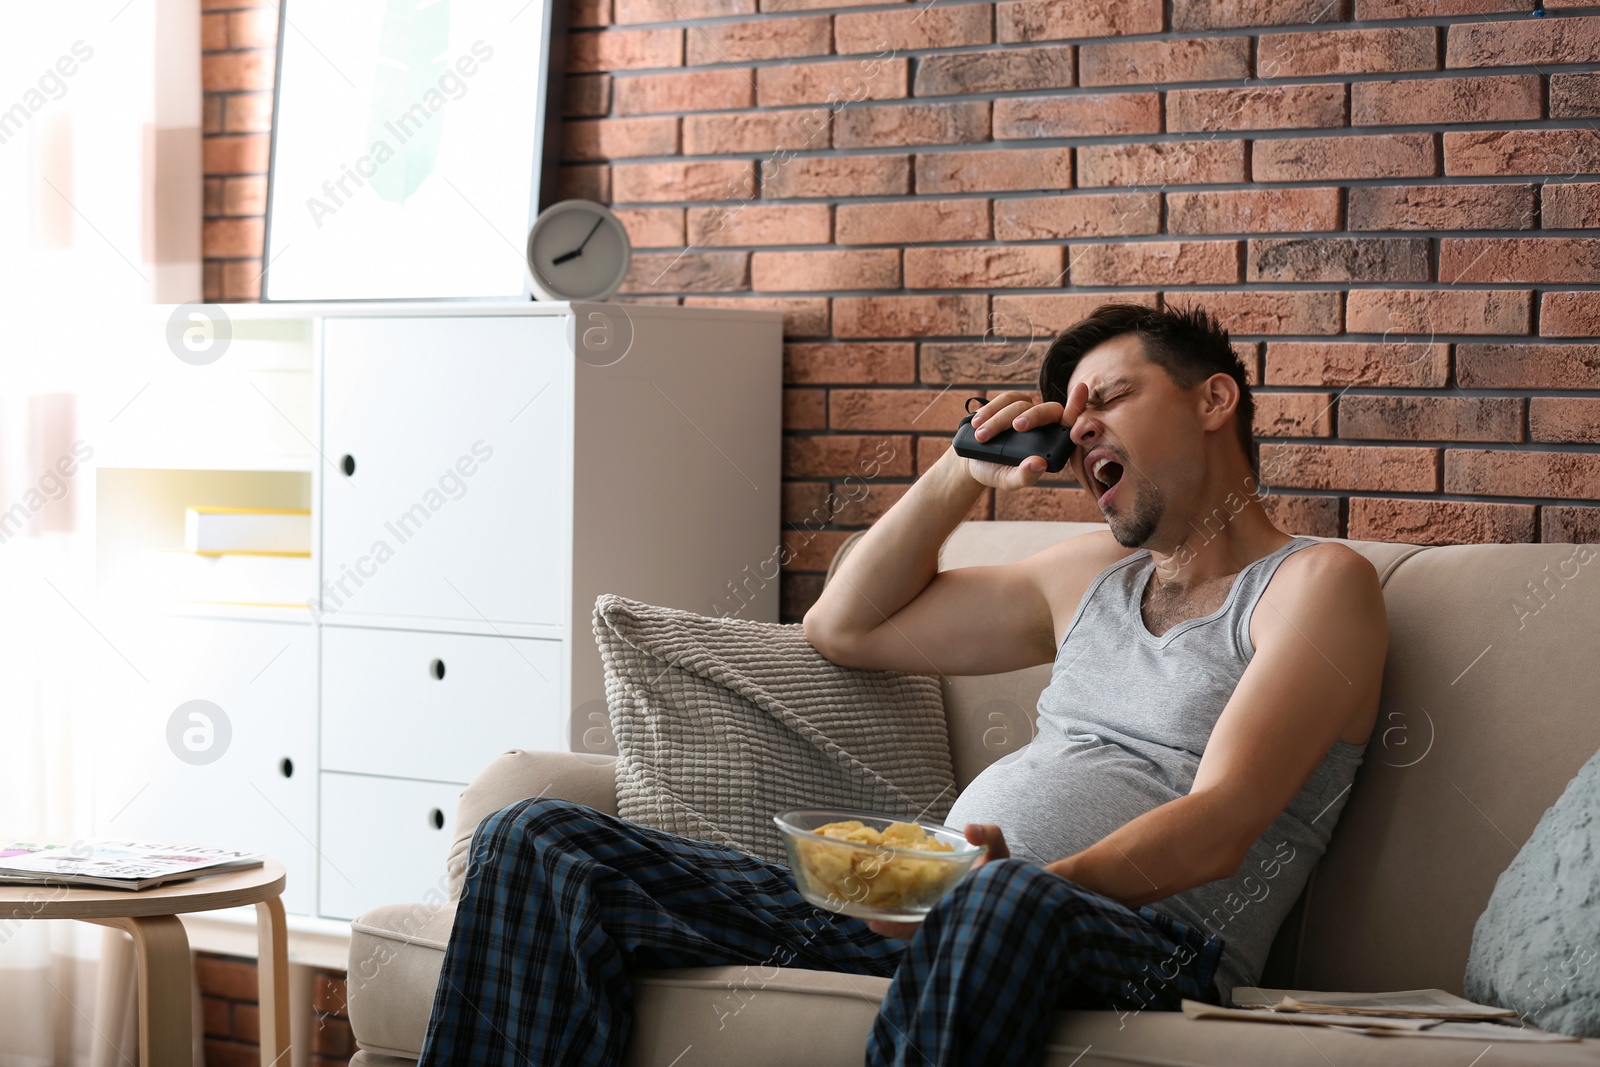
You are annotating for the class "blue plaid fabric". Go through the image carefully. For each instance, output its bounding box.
[417,798,1225,1067]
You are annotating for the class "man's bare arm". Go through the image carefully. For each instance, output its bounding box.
[803,386,1095,677]
[1043,545,1387,906]
[802,446,1058,676]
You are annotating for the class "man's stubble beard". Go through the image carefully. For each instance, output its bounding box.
[1107,476,1164,549]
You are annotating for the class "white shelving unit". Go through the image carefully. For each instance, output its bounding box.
[91,300,782,931]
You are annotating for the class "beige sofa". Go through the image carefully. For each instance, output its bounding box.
[347,520,1600,1066]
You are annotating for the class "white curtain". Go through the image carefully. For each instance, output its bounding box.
[0,0,201,1063]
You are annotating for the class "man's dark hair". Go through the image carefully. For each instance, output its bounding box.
[1038,302,1257,480]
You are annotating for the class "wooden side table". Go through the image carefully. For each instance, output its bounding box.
[0,859,290,1067]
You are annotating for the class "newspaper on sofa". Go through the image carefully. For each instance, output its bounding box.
[1180,987,1576,1042]
[0,839,262,891]
[1232,986,1519,1018]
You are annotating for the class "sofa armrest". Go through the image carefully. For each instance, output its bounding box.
[443,749,619,900]
[346,750,618,1059]
[346,900,457,1057]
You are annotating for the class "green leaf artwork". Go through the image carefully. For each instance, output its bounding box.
[367,0,451,206]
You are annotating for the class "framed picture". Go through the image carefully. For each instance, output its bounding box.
[261,0,565,301]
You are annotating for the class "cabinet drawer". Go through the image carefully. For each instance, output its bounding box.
[319,773,463,921]
[321,626,565,783]
[320,315,570,626]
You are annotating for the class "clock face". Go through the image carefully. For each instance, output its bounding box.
[526,201,631,301]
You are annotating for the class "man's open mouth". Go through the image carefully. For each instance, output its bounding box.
[1087,456,1126,500]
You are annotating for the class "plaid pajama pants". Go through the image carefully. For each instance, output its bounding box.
[417,798,1225,1067]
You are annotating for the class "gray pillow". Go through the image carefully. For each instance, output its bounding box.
[1464,744,1600,1036]
[591,593,956,866]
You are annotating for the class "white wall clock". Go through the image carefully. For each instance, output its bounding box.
[525,199,632,302]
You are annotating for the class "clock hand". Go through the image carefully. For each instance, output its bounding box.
[551,216,606,265]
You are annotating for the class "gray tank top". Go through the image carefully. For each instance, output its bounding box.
[944,535,1367,1002]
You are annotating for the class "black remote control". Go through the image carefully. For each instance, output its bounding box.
[952,399,1073,473]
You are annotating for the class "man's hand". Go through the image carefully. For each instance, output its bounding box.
[962,382,1090,492]
[866,824,1012,941]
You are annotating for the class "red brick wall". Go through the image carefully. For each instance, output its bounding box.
[196,953,353,1067]
[201,0,275,300]
[205,0,1600,624]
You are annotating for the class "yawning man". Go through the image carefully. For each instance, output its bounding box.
[417,303,1387,1067]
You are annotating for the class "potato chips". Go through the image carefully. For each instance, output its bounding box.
[795,819,961,913]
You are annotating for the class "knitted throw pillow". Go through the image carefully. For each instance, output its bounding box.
[591,594,956,866]
[1463,743,1600,1037]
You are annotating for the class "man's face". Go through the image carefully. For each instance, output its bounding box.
[1064,335,1197,550]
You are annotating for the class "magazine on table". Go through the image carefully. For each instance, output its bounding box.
[0,839,263,891]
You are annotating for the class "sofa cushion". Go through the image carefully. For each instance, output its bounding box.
[592,593,954,865]
[350,948,1600,1066]
[633,969,1600,1066]
[1465,741,1600,1036]
[345,904,1600,1067]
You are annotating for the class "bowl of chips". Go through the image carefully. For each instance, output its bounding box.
[773,809,986,923]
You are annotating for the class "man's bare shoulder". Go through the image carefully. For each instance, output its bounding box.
[1018,528,1144,637]
[1252,540,1386,655]
[1272,540,1381,599]
[1249,539,1387,745]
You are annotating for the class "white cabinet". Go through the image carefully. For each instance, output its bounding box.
[319,315,570,628]
[315,301,780,920]
[104,300,781,924]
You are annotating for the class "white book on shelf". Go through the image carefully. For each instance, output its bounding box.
[184,506,311,555]
[140,549,313,607]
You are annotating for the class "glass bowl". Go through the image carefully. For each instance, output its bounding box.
[773,808,985,924]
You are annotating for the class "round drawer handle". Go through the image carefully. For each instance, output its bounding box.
[340,454,356,477]
[430,658,446,681]
[279,757,294,779]
[429,808,446,831]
